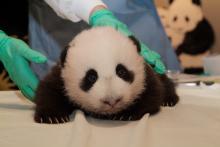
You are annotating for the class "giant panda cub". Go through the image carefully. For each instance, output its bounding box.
[34,27,179,124]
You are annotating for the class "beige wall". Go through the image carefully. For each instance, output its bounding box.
[155,0,220,53]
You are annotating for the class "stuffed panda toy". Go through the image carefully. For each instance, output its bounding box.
[158,0,215,74]
[34,27,179,124]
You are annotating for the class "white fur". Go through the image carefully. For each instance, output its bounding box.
[62,27,146,114]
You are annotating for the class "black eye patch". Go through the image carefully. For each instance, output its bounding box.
[116,64,134,83]
[80,69,98,92]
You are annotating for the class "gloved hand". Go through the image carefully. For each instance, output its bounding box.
[89,9,166,74]
[0,30,47,101]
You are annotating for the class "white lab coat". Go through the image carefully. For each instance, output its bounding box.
[44,0,106,23]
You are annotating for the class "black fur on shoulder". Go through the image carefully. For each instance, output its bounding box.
[176,19,215,55]
[34,65,76,124]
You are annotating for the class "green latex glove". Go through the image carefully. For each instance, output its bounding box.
[89,9,166,74]
[0,30,47,101]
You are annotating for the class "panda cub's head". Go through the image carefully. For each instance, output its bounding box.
[61,27,146,115]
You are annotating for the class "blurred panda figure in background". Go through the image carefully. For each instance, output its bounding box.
[157,7,184,50]
[157,0,215,74]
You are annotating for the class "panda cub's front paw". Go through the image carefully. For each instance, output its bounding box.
[162,94,179,107]
[34,113,70,124]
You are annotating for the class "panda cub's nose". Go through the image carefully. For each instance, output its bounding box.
[102,98,121,107]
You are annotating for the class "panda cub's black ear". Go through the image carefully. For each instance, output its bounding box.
[128,36,141,53]
[60,45,70,67]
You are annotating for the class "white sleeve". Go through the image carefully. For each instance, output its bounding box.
[44,0,106,23]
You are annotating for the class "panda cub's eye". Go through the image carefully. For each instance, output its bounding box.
[117,64,127,77]
[80,69,98,91]
[86,69,98,83]
[116,64,134,83]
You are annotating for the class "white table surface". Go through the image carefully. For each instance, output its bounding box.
[0,85,220,147]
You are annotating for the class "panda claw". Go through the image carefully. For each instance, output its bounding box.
[119,116,124,121]
[40,118,43,123]
[128,116,132,121]
[61,118,65,123]
[54,117,59,124]
[63,116,68,122]
[48,117,53,124]
[65,116,69,122]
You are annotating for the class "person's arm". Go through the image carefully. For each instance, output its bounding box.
[0,30,47,101]
[44,0,106,23]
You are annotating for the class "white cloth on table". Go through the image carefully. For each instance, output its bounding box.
[0,86,220,147]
